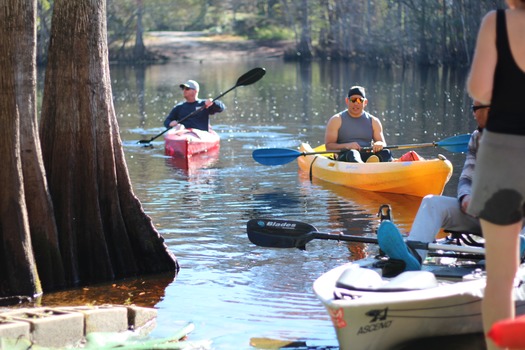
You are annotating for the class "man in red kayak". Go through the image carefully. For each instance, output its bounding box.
[164,80,226,132]
[378,102,525,271]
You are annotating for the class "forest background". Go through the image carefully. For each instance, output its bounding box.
[37,0,506,66]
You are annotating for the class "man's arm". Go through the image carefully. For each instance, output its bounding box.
[163,107,178,128]
[457,131,480,213]
[205,99,226,114]
[325,114,343,150]
[371,116,386,152]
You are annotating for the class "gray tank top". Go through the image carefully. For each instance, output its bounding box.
[337,111,373,147]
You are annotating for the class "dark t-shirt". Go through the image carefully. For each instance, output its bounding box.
[163,99,225,131]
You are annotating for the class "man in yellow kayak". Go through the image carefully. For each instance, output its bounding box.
[325,85,392,163]
[378,102,525,270]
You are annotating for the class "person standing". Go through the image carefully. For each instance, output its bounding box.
[378,103,525,271]
[163,80,225,132]
[467,1,525,349]
[325,85,392,163]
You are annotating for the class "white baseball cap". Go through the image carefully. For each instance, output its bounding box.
[179,80,199,91]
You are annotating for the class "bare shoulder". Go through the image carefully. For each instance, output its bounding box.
[369,114,382,124]
[479,10,497,32]
[327,112,342,124]
[483,9,497,22]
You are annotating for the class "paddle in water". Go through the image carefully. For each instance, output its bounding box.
[252,133,470,166]
[137,67,267,145]
[246,217,485,255]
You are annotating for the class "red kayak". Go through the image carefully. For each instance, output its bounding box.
[167,146,220,172]
[164,128,220,158]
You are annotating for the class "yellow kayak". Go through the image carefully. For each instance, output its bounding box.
[297,143,453,197]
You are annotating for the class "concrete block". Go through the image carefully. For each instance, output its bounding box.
[59,305,128,334]
[126,306,157,335]
[0,317,31,345]
[3,308,84,348]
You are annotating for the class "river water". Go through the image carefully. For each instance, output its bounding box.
[40,60,479,349]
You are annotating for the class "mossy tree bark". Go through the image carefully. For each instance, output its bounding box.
[40,0,178,287]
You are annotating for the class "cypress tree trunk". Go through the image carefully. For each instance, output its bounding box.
[133,0,146,60]
[40,0,178,287]
[0,0,43,299]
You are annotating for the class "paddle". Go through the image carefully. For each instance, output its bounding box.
[252,133,470,166]
[137,67,267,145]
[246,218,485,255]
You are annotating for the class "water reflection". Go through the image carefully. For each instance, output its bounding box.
[39,60,477,349]
[299,177,423,233]
[38,272,175,307]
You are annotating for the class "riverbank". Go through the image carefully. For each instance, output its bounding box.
[144,31,296,62]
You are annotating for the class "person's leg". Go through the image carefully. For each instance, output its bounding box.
[378,220,421,271]
[338,149,363,163]
[408,195,481,259]
[375,149,392,162]
[359,151,372,162]
[481,220,522,350]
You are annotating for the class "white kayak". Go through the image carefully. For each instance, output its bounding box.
[313,260,525,350]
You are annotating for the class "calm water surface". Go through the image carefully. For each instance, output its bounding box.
[41,60,478,349]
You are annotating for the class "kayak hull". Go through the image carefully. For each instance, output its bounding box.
[164,128,220,158]
[167,145,220,172]
[297,143,453,197]
[314,261,525,350]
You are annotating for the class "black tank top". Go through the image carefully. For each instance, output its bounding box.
[487,9,525,135]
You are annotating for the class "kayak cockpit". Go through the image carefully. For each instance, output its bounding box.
[335,265,439,293]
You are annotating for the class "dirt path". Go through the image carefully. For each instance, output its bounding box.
[144,31,295,61]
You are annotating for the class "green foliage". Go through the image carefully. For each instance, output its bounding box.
[145,0,208,30]
[253,26,294,41]
[36,0,53,64]
[36,0,510,65]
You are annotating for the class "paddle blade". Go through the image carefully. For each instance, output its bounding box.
[252,148,302,166]
[246,218,318,249]
[236,67,266,87]
[436,133,470,153]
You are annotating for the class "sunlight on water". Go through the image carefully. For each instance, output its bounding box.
[40,61,478,349]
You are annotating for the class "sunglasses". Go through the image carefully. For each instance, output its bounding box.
[349,97,365,104]
[471,105,490,112]
[181,86,193,91]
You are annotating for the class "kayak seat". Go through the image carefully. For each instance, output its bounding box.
[335,266,438,292]
[335,266,385,291]
[380,270,438,291]
[443,230,484,248]
[444,233,525,263]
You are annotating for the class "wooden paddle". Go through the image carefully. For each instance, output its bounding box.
[252,133,470,166]
[137,67,267,145]
[246,218,485,255]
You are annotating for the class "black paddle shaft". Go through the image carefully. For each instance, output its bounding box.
[137,67,266,145]
[246,218,485,255]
